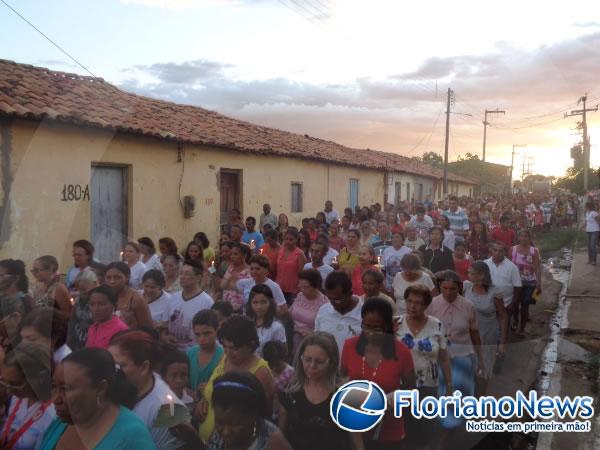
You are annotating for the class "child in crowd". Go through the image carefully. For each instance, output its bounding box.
[86,285,128,349]
[404,225,426,251]
[263,340,294,422]
[161,350,196,412]
[210,301,233,329]
[245,284,286,355]
[351,245,379,296]
[187,309,224,394]
[453,241,472,282]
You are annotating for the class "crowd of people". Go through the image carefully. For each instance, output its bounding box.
[0,191,592,450]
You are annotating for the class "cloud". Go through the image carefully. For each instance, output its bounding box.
[573,21,600,28]
[118,31,600,173]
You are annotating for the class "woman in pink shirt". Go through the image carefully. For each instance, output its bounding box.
[276,229,307,304]
[86,285,128,349]
[425,270,483,432]
[289,269,328,353]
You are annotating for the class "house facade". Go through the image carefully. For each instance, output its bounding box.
[0,59,475,268]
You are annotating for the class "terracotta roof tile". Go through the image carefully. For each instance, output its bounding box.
[0,59,475,185]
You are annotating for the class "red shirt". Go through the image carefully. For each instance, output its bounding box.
[260,243,279,279]
[276,247,304,294]
[351,264,379,296]
[86,316,128,349]
[490,228,515,253]
[453,257,471,282]
[342,337,415,442]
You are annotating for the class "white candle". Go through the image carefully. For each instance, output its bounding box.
[166,394,175,416]
[119,251,123,260]
[70,297,75,305]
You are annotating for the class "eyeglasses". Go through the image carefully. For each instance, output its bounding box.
[361,323,386,333]
[0,378,27,390]
[300,355,329,366]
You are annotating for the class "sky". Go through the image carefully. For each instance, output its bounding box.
[2,0,600,179]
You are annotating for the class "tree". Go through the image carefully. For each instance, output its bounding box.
[411,151,444,168]
[456,152,480,162]
[555,167,599,194]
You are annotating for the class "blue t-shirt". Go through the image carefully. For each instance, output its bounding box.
[39,406,157,450]
[186,344,224,391]
[242,231,265,250]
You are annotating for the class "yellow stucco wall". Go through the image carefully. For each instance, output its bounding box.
[1,119,384,270]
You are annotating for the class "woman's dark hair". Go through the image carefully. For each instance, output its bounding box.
[436,270,464,295]
[64,348,137,409]
[192,309,219,329]
[362,269,383,284]
[285,228,300,243]
[298,269,322,290]
[230,242,251,264]
[90,261,107,279]
[262,340,287,365]
[159,350,189,378]
[73,240,94,260]
[88,285,118,306]
[35,255,59,274]
[400,253,421,272]
[105,261,130,279]
[454,241,467,250]
[161,253,182,266]
[142,269,166,288]
[246,284,277,328]
[158,237,178,256]
[428,225,444,237]
[109,330,160,371]
[211,301,233,319]
[438,215,451,230]
[124,242,141,254]
[356,298,396,360]
[298,229,311,256]
[20,307,69,350]
[0,259,29,293]
[404,284,433,307]
[469,221,488,242]
[183,259,204,276]
[249,255,270,270]
[324,271,353,295]
[265,229,279,241]
[4,343,53,401]
[193,232,210,249]
[217,315,259,352]
[212,371,267,418]
[184,241,204,261]
[469,261,493,291]
[137,237,156,255]
[347,229,361,239]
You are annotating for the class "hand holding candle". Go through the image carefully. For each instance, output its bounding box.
[166,394,175,417]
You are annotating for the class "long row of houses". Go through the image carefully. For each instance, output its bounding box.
[0,59,476,267]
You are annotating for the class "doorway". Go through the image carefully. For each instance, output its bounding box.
[90,165,128,263]
[220,169,242,233]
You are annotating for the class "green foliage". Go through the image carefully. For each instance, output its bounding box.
[555,167,600,194]
[456,152,480,162]
[416,151,444,168]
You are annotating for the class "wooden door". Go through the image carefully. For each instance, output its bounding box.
[90,166,128,263]
[220,170,241,230]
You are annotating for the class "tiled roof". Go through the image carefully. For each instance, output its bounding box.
[0,59,474,184]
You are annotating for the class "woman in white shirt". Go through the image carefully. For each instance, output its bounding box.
[392,253,435,315]
[245,284,286,356]
[138,237,164,273]
[142,269,172,324]
[583,202,600,265]
[109,330,201,449]
[122,242,148,289]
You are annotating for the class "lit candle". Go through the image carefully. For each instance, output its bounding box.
[250,239,256,250]
[332,256,338,266]
[70,297,75,305]
[259,248,264,255]
[119,251,123,260]
[166,394,175,416]
[208,260,216,274]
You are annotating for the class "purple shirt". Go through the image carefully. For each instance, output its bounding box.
[426,294,478,359]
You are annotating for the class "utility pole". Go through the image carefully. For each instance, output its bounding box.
[482,108,505,162]
[510,144,526,193]
[443,88,454,195]
[565,94,598,192]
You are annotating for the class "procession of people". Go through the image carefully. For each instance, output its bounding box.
[0,191,593,450]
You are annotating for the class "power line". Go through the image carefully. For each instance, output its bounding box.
[0,0,97,78]
[492,116,565,130]
[405,103,445,156]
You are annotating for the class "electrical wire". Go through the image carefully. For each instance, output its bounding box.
[0,0,97,78]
